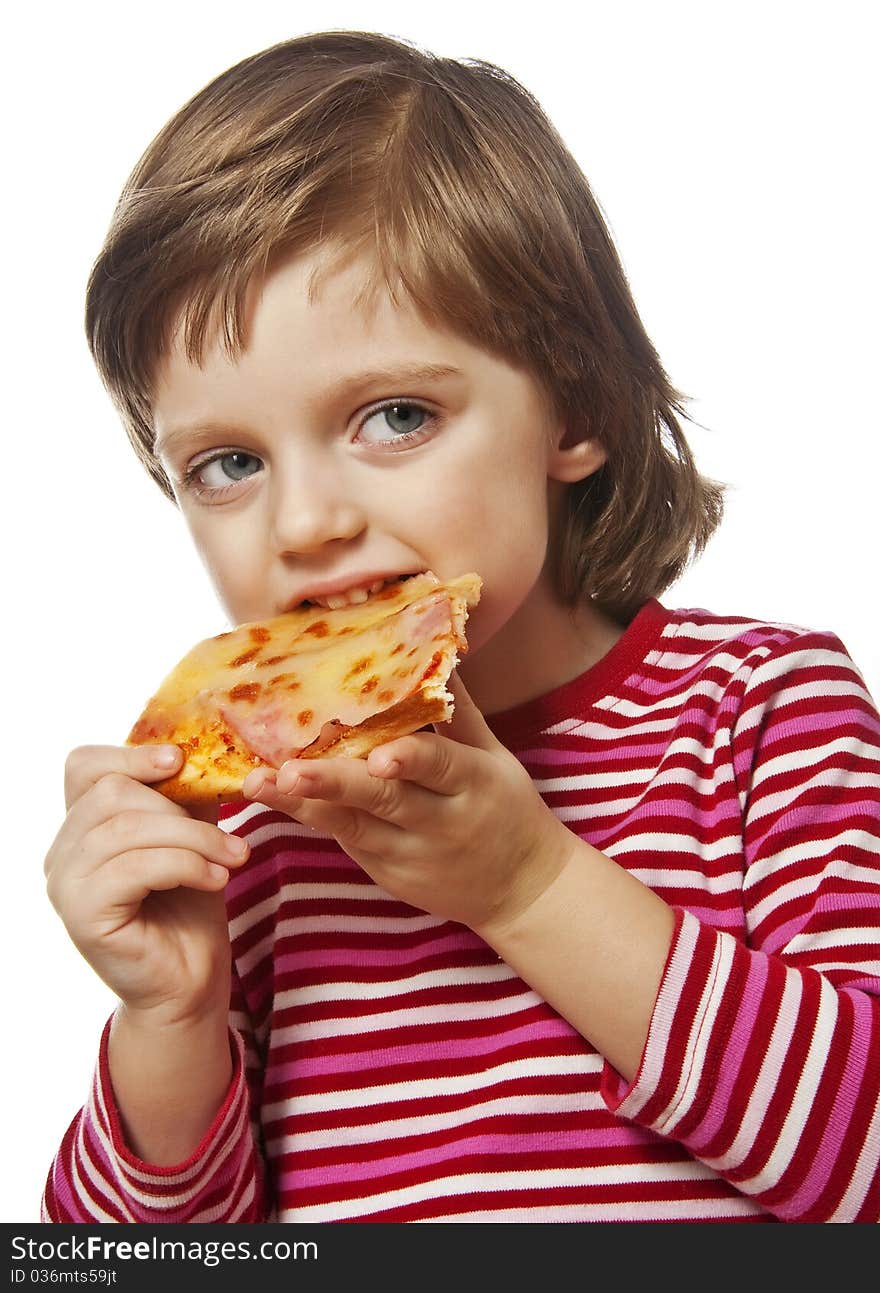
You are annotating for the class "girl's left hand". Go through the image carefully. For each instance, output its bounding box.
[241,673,578,934]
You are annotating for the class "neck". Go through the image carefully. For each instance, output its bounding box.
[458,579,625,716]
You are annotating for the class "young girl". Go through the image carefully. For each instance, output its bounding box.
[42,30,880,1223]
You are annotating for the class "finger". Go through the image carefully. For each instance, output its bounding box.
[56,773,191,864]
[276,756,437,824]
[242,768,309,819]
[242,766,329,827]
[64,744,183,810]
[432,671,499,752]
[243,769,336,830]
[74,810,250,882]
[45,775,187,882]
[241,766,277,801]
[244,763,407,847]
[366,730,478,796]
[74,848,236,916]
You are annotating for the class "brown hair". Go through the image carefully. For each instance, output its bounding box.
[85,28,725,624]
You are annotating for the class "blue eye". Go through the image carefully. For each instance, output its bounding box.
[185,451,263,496]
[358,402,431,445]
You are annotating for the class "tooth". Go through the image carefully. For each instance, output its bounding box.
[347,588,369,604]
[323,594,348,610]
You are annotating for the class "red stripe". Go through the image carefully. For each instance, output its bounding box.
[695,949,787,1162]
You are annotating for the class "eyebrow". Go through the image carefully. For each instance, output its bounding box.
[154,363,464,458]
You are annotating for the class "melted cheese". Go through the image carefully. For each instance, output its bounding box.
[127,572,481,798]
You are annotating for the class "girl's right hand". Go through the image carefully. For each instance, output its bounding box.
[44,744,250,1026]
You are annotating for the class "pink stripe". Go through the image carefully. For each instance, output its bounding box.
[274,933,485,973]
[530,738,681,765]
[776,988,869,1217]
[746,702,872,740]
[689,951,771,1147]
[269,1018,580,1080]
[589,798,743,829]
[654,903,743,928]
[279,1125,661,1191]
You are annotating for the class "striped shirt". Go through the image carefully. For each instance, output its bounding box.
[42,597,880,1222]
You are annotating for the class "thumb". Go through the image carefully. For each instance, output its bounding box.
[433,671,499,752]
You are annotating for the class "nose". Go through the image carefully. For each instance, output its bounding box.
[268,458,368,555]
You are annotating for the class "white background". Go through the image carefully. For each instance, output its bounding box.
[3,0,877,1221]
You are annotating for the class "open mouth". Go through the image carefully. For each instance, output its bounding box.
[302,572,421,611]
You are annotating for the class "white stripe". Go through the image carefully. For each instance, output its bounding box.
[552,803,737,832]
[626,866,742,895]
[412,1196,764,1221]
[232,906,443,941]
[265,1089,605,1154]
[274,960,517,1009]
[661,934,737,1131]
[74,1126,131,1222]
[589,678,728,721]
[263,1051,596,1121]
[828,1083,880,1221]
[740,676,870,730]
[667,619,809,642]
[235,908,442,941]
[227,1173,258,1223]
[566,710,693,739]
[228,892,280,938]
[88,1030,251,1210]
[608,831,742,861]
[229,881,420,940]
[613,910,700,1116]
[749,738,880,803]
[281,1160,721,1222]
[533,742,734,792]
[735,976,839,1193]
[236,934,278,978]
[534,767,655,793]
[93,1086,248,1212]
[703,969,803,1173]
[785,926,880,954]
[740,646,857,695]
[272,987,546,1043]
[189,1148,257,1223]
[786,960,880,976]
[745,850,880,926]
[636,930,729,1131]
[73,1091,134,1222]
[742,683,875,743]
[650,648,757,670]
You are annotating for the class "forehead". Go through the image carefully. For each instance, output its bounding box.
[156,246,455,397]
[152,243,550,438]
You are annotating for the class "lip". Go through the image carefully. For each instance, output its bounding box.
[282,570,425,612]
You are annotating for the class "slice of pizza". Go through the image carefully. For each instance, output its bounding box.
[127,571,482,805]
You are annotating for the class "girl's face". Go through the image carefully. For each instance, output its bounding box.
[152,245,612,711]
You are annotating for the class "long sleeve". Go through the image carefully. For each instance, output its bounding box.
[600,628,880,1221]
[41,964,270,1223]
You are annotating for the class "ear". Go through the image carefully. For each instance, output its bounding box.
[547,423,607,483]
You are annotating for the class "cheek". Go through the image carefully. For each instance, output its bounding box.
[181,513,265,613]
[439,435,549,519]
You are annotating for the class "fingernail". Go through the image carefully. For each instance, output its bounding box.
[383,759,401,778]
[225,834,249,857]
[153,746,180,769]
